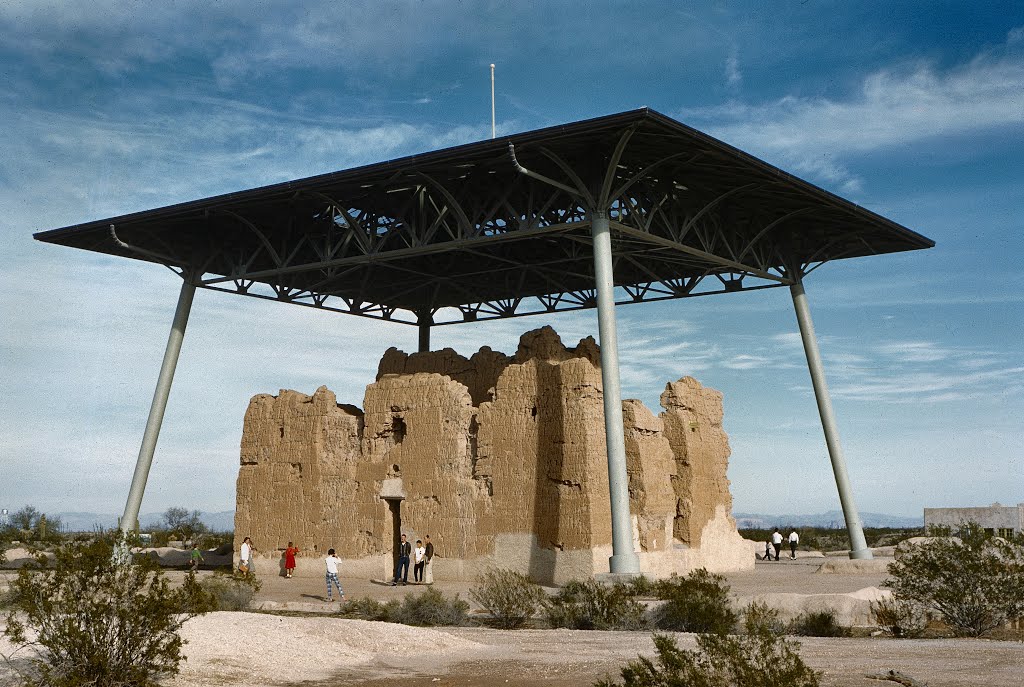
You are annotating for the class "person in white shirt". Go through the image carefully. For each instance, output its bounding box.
[771,529,783,561]
[788,530,800,559]
[413,539,427,582]
[239,537,256,573]
[325,548,345,602]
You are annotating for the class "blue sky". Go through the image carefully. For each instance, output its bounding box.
[1,1,1021,521]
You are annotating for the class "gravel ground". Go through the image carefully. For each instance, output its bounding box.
[2,556,1021,686]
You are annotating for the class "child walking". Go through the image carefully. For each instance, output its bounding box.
[325,548,345,602]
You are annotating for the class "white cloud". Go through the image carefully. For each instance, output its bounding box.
[681,46,1024,191]
[722,354,767,370]
[725,51,741,88]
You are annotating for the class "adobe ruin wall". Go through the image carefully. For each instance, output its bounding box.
[234,326,752,583]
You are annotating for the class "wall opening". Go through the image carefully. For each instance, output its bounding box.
[385,497,403,575]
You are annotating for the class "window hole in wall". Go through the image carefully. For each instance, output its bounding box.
[392,415,407,443]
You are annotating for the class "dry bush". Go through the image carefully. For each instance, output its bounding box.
[651,569,737,634]
[870,596,930,638]
[199,570,261,611]
[743,601,786,637]
[338,588,469,626]
[544,579,647,631]
[470,568,546,629]
[2,532,215,687]
[787,609,851,637]
[885,522,1024,637]
[596,613,820,687]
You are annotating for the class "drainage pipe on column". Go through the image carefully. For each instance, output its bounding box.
[120,277,197,533]
[591,210,641,574]
[790,279,872,559]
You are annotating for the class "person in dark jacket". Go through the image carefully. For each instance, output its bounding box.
[391,534,412,586]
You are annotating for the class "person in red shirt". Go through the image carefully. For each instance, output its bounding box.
[284,541,299,578]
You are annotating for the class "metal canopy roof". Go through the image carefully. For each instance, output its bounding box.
[35,108,933,325]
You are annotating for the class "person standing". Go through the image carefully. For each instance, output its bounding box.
[392,534,411,586]
[413,539,426,583]
[771,529,783,561]
[788,530,800,559]
[424,534,435,584]
[764,539,774,561]
[284,541,299,578]
[189,545,204,571]
[239,536,256,574]
[325,548,345,602]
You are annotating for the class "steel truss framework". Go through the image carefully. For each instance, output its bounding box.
[35,108,936,564]
[36,109,932,327]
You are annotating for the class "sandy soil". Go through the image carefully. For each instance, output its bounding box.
[2,557,1021,686]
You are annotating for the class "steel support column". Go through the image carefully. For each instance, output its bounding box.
[417,310,432,353]
[119,277,197,533]
[591,210,641,574]
[790,279,872,559]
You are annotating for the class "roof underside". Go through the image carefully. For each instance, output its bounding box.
[35,108,933,325]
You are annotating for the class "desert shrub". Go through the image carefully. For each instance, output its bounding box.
[338,596,398,621]
[1,531,215,687]
[787,610,851,637]
[544,579,647,631]
[870,596,930,638]
[199,570,262,611]
[596,614,820,687]
[743,601,786,637]
[623,575,659,598]
[395,587,470,626]
[884,522,1024,637]
[651,569,737,634]
[202,531,235,551]
[470,568,546,629]
[339,588,468,626]
[5,506,64,546]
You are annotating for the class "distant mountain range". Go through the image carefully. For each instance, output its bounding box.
[53,510,236,533]
[733,510,922,529]
[50,509,921,533]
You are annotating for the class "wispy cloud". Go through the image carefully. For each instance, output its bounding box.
[725,51,741,89]
[680,39,1024,192]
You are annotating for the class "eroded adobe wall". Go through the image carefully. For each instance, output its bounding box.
[362,372,480,559]
[622,399,677,553]
[471,328,615,580]
[234,387,364,556]
[234,326,752,581]
[377,345,512,406]
[660,377,736,548]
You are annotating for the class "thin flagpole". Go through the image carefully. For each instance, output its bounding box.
[490,64,496,139]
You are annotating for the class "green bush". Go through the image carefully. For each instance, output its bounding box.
[338,596,399,621]
[470,568,546,629]
[743,601,786,637]
[870,596,930,638]
[1,532,215,687]
[544,579,647,631]
[623,575,659,598]
[596,616,820,687]
[787,610,850,637]
[338,588,468,626]
[199,570,262,611]
[884,522,1024,637]
[651,569,737,634]
[397,587,469,626]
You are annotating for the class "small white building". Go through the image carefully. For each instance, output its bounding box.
[923,503,1024,538]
